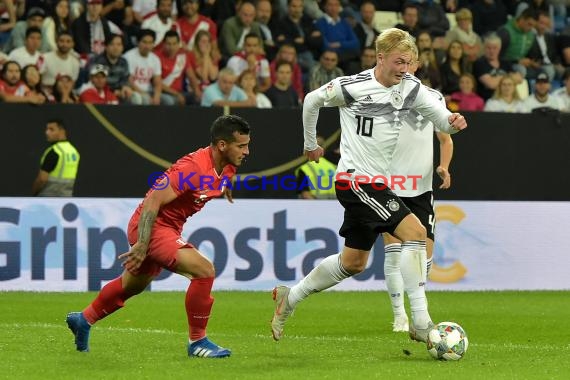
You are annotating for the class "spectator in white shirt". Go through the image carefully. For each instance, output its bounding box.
[123,28,163,104]
[8,26,43,69]
[40,31,80,91]
[521,71,565,112]
[552,68,570,112]
[141,0,178,48]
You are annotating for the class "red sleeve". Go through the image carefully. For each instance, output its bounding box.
[105,88,119,104]
[80,89,103,104]
[168,160,202,196]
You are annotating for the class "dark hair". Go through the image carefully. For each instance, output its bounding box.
[25,26,42,38]
[519,8,536,20]
[22,64,42,92]
[163,30,180,41]
[401,2,418,13]
[1,60,21,78]
[47,118,66,130]
[138,29,156,42]
[104,33,124,46]
[210,115,250,145]
[56,30,73,40]
[275,60,293,71]
[244,33,261,43]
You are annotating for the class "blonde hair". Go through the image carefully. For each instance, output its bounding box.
[375,28,417,58]
[493,74,520,101]
[455,8,472,21]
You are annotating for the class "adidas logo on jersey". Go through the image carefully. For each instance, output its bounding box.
[362,95,373,102]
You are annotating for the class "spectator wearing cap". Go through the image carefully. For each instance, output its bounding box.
[71,0,115,57]
[123,28,163,105]
[79,64,119,104]
[521,71,565,112]
[3,6,50,53]
[8,26,44,68]
[552,68,570,112]
[40,31,80,91]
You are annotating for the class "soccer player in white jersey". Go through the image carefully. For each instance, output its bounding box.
[270,28,467,344]
[383,58,454,333]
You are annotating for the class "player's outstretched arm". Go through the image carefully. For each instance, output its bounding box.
[435,132,454,189]
[118,183,178,272]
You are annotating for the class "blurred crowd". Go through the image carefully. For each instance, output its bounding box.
[0,0,569,112]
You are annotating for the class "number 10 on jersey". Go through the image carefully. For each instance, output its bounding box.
[355,115,373,137]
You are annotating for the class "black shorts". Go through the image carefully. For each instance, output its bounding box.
[400,191,435,241]
[336,181,411,251]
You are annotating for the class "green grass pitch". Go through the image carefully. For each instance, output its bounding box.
[1,291,569,379]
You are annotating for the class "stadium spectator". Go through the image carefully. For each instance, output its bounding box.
[0,0,17,51]
[411,0,449,44]
[444,8,483,62]
[123,28,163,105]
[265,60,299,107]
[22,63,51,101]
[32,118,79,197]
[65,115,249,358]
[177,0,218,54]
[416,46,441,90]
[256,0,278,60]
[132,0,177,25]
[448,73,485,111]
[345,45,376,75]
[353,1,379,51]
[141,0,178,49]
[473,33,523,101]
[101,0,136,49]
[79,63,119,104]
[89,33,133,103]
[0,61,42,103]
[42,0,73,52]
[200,67,254,107]
[309,50,343,91]
[526,11,564,82]
[220,1,262,58]
[440,40,471,96]
[552,68,570,111]
[395,3,419,38]
[471,0,509,37]
[187,29,219,98]
[521,71,565,112]
[155,30,198,105]
[71,0,116,58]
[52,73,79,103]
[3,6,49,54]
[237,69,272,108]
[483,74,525,112]
[40,31,80,91]
[515,0,554,20]
[269,43,303,100]
[314,0,359,70]
[497,8,537,79]
[226,33,271,92]
[274,0,322,73]
[8,26,44,69]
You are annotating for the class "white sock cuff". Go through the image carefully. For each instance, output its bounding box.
[384,243,402,254]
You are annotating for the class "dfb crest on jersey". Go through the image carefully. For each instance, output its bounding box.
[390,92,403,108]
[386,199,400,212]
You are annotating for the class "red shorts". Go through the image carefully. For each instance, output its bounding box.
[127,221,195,277]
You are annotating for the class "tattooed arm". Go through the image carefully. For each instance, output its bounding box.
[119,183,178,272]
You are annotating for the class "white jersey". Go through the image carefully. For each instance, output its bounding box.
[389,88,446,197]
[303,69,455,182]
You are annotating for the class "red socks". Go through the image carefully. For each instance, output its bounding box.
[185,277,214,341]
[83,277,134,325]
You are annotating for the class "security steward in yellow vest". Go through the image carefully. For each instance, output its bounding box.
[295,157,337,199]
[32,119,80,197]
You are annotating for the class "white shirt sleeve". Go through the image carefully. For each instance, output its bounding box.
[302,79,346,151]
[413,85,456,134]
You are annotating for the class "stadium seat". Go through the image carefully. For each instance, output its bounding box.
[374,11,401,32]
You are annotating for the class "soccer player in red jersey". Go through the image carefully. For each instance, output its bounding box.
[66,115,251,358]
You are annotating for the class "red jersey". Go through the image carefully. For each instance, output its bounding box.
[131,146,237,232]
[177,15,217,50]
[0,80,30,97]
[155,49,189,92]
[79,83,119,104]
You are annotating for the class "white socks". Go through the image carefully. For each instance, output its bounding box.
[384,243,406,317]
[400,240,431,329]
[288,253,351,308]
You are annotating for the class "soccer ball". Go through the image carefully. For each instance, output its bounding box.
[426,321,469,361]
